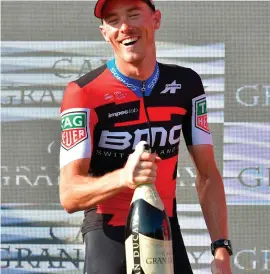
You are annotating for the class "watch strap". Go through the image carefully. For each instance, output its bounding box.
[211,239,233,256]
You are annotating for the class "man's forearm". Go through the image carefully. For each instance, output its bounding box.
[196,172,228,242]
[60,169,126,213]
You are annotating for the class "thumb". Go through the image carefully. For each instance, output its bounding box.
[124,141,147,182]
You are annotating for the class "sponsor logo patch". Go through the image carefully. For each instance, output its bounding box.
[61,111,88,150]
[108,108,138,118]
[195,98,210,133]
[160,80,182,94]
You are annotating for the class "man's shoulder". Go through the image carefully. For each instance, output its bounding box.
[63,64,108,100]
[74,64,108,88]
[158,62,200,78]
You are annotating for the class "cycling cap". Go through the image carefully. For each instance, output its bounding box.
[94,0,155,19]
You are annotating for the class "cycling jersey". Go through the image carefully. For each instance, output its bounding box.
[60,59,213,233]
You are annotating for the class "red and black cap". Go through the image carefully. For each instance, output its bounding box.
[94,0,155,19]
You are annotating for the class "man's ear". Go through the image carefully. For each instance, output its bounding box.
[153,10,161,30]
[99,24,110,42]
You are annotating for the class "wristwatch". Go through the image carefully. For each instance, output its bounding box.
[211,239,233,256]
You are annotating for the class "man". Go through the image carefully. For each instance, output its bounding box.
[59,0,233,273]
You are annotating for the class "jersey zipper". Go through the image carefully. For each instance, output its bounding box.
[141,81,153,152]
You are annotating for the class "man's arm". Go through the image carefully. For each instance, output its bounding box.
[187,144,230,260]
[59,150,160,214]
[59,158,125,213]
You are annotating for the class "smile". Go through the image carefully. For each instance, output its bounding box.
[121,37,140,46]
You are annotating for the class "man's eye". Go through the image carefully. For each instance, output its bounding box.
[130,13,140,18]
[108,19,118,24]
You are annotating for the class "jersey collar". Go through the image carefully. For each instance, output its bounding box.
[107,59,160,97]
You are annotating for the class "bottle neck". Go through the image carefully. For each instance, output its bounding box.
[132,184,164,211]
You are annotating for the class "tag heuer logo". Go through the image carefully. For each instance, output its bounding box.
[61,111,88,150]
[195,98,210,133]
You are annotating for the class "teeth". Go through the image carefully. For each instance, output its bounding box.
[122,37,138,45]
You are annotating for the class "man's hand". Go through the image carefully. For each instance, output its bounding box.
[211,248,232,274]
[120,141,161,189]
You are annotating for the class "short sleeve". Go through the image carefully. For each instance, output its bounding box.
[182,69,213,146]
[59,82,95,169]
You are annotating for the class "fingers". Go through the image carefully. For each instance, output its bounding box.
[135,154,158,177]
[128,175,156,189]
[140,152,156,161]
[123,145,162,189]
[137,160,157,170]
[140,152,161,163]
[130,160,157,188]
[124,158,159,189]
[133,167,157,179]
[133,175,157,184]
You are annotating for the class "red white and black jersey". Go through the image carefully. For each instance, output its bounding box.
[60,59,213,233]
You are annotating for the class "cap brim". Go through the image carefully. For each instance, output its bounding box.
[94,0,108,18]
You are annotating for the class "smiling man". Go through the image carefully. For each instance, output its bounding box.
[98,0,158,77]
[59,0,233,273]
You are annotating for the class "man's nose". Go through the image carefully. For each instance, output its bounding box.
[120,19,132,33]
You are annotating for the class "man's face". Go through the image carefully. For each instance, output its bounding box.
[100,0,161,64]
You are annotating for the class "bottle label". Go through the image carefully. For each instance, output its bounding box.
[125,233,174,274]
[131,185,164,211]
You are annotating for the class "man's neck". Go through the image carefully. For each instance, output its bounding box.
[115,56,157,81]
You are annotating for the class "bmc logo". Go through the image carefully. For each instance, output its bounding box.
[161,80,182,94]
[98,125,182,150]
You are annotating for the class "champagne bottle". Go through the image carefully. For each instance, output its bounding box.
[125,142,174,274]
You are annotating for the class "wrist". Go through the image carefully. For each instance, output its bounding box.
[214,247,231,260]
